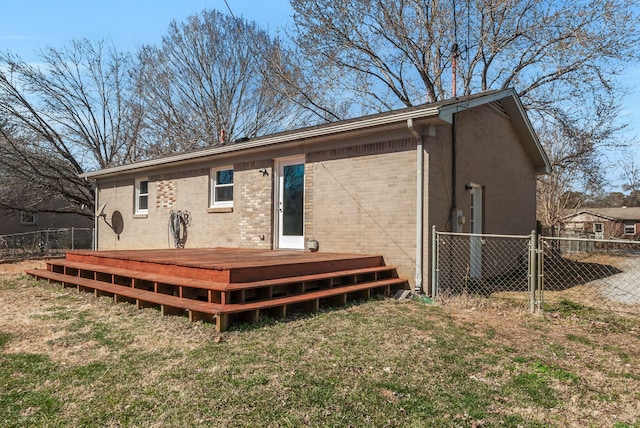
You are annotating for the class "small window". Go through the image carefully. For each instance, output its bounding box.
[593,223,603,233]
[624,222,636,235]
[20,211,37,225]
[210,167,233,208]
[135,178,149,214]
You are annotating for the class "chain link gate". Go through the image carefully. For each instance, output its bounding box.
[431,228,537,310]
[433,227,640,314]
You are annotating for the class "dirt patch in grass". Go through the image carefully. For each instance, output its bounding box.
[0,259,47,276]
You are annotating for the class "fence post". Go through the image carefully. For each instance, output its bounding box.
[529,230,537,313]
[431,225,438,299]
[537,235,544,313]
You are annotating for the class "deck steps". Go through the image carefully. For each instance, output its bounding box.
[24,269,224,322]
[26,249,409,331]
[49,260,228,290]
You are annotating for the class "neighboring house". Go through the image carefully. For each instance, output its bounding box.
[80,88,551,291]
[560,208,640,240]
[0,207,92,236]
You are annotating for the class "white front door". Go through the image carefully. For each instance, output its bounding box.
[469,184,483,278]
[276,157,305,249]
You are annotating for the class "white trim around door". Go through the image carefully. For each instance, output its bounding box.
[274,156,305,249]
[469,183,483,278]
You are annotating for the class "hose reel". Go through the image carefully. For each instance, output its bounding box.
[169,210,191,248]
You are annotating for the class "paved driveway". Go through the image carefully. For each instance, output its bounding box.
[598,256,640,304]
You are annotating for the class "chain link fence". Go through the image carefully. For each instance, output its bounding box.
[433,229,640,314]
[0,228,93,261]
[540,236,640,314]
[432,231,533,308]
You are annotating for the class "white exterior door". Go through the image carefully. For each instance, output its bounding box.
[276,157,305,249]
[469,184,483,278]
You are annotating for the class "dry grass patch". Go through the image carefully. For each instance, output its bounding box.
[1,264,639,427]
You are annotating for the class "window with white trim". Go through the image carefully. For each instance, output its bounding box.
[135,178,149,214]
[20,211,37,225]
[210,167,234,208]
[593,223,604,239]
[624,222,636,235]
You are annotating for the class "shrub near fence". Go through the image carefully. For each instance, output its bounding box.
[433,228,640,314]
[0,228,93,260]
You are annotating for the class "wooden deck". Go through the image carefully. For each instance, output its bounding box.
[26,248,408,331]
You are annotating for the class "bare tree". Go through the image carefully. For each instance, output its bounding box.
[535,122,608,227]
[621,158,640,194]
[136,9,316,154]
[291,0,638,108]
[619,157,640,206]
[0,39,143,216]
[291,0,640,224]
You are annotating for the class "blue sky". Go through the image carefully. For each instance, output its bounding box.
[1,0,638,190]
[0,0,294,60]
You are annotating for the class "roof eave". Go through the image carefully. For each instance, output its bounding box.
[438,88,552,176]
[561,210,616,221]
[80,88,552,180]
[80,105,440,180]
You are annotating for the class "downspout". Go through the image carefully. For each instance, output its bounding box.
[407,118,424,293]
[450,113,457,231]
[93,181,99,251]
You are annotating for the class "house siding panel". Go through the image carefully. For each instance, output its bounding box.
[0,208,92,236]
[98,164,258,250]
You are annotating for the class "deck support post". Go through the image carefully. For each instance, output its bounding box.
[161,305,184,316]
[189,310,215,323]
[137,299,158,310]
[216,314,231,332]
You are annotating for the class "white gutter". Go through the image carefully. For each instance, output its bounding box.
[407,118,424,293]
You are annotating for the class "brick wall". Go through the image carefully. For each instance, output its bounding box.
[305,138,418,281]
[97,162,271,250]
[94,103,540,290]
[236,160,273,249]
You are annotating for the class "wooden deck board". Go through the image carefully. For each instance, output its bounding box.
[48,260,227,291]
[66,248,384,282]
[220,278,404,314]
[26,248,409,332]
[26,269,224,314]
[66,248,381,269]
[224,265,397,290]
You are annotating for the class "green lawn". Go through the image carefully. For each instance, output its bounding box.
[1,275,639,427]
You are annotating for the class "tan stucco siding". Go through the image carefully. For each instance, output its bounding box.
[424,106,537,288]
[305,139,417,281]
[425,124,454,233]
[235,160,273,249]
